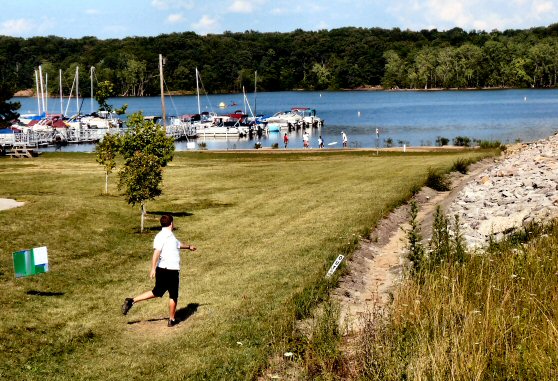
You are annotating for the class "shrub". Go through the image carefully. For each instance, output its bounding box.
[429,206,451,267]
[453,136,471,147]
[479,140,502,149]
[435,136,449,146]
[451,158,471,174]
[304,300,344,378]
[406,200,425,274]
[384,137,393,147]
[425,167,450,191]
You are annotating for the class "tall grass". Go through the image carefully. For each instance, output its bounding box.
[356,218,558,380]
[0,149,494,379]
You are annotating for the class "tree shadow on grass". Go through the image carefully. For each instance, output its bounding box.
[147,211,194,217]
[26,290,65,296]
[127,303,202,326]
[137,211,195,232]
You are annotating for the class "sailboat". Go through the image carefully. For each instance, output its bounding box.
[191,68,245,138]
[158,54,197,140]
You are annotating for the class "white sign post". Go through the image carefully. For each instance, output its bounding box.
[326,255,345,278]
[375,128,379,155]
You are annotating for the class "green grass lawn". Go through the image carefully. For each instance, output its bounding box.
[0,149,492,380]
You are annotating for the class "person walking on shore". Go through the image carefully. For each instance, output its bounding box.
[318,135,324,148]
[122,214,197,327]
[283,133,289,149]
[303,131,310,148]
[342,131,348,148]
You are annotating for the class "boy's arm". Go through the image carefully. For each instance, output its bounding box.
[179,243,197,251]
[150,249,161,279]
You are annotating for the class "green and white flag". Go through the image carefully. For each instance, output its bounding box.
[13,246,49,278]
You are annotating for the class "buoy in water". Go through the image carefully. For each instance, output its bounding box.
[358,111,361,117]
[219,102,226,108]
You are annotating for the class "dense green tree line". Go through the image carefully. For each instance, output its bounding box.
[3,24,558,96]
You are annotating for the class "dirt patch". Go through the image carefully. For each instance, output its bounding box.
[0,198,25,211]
[332,158,497,332]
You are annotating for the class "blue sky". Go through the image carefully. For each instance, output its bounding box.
[1,0,557,39]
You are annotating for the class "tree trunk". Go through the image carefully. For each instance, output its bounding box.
[140,202,145,233]
[105,171,109,194]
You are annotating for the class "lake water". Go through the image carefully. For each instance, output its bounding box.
[14,89,558,151]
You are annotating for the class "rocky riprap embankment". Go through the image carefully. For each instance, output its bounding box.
[448,133,558,248]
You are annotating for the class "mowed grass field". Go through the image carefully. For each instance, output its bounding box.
[0,149,492,380]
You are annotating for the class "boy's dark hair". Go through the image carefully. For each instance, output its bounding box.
[160,215,173,227]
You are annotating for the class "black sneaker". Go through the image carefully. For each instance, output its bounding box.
[167,319,178,327]
[122,298,134,315]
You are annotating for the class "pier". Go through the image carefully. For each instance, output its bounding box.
[0,125,197,154]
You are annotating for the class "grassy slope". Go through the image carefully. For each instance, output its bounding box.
[357,222,558,380]
[0,150,490,380]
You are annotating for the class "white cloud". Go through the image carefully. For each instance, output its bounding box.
[167,13,185,24]
[85,8,101,15]
[151,0,169,10]
[151,0,194,10]
[229,0,254,13]
[0,18,33,36]
[388,0,558,31]
[270,7,288,15]
[533,0,554,16]
[192,15,219,35]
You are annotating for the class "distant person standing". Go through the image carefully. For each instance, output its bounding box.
[283,133,289,149]
[122,215,197,327]
[303,131,310,148]
[318,135,324,148]
[342,131,348,148]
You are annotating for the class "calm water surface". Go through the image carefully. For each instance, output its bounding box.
[14,89,558,151]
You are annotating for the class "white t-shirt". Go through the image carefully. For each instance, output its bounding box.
[153,228,182,270]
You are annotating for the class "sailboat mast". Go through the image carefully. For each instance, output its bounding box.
[254,70,257,116]
[38,65,46,115]
[76,66,80,115]
[59,69,63,115]
[159,54,167,127]
[90,66,95,113]
[196,67,201,115]
[45,73,48,114]
[35,70,41,115]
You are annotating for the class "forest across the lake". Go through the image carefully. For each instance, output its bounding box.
[3,24,558,95]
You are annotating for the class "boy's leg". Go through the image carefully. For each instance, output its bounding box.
[134,291,156,303]
[122,291,155,315]
[169,298,177,321]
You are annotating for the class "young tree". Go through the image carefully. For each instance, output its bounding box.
[118,151,163,233]
[118,112,175,232]
[94,80,115,112]
[120,112,175,166]
[95,133,120,194]
[94,80,128,115]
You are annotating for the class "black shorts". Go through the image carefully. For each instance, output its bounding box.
[152,267,180,300]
